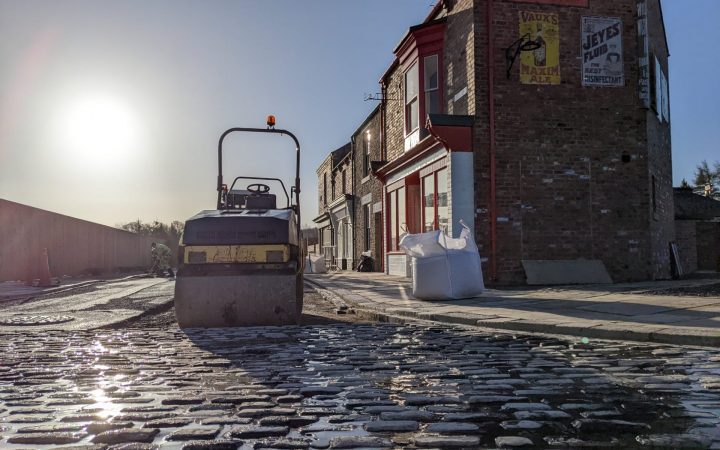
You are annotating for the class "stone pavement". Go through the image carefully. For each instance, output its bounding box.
[0,279,98,303]
[1,323,719,449]
[0,278,174,331]
[305,272,720,347]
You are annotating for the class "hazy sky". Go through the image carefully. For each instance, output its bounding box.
[0,1,717,228]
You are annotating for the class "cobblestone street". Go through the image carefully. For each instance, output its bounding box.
[0,283,719,448]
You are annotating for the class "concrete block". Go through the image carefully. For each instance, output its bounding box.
[522,260,613,285]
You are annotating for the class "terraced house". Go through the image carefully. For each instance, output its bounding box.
[315,0,672,284]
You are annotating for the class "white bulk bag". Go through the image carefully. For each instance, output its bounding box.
[399,221,484,300]
[304,254,327,274]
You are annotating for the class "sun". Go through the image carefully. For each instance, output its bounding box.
[57,94,139,167]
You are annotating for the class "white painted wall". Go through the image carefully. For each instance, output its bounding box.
[449,152,475,238]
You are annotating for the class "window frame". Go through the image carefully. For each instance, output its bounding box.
[363,133,371,178]
[421,166,449,232]
[364,203,371,252]
[404,62,420,135]
[424,54,440,116]
[387,185,407,251]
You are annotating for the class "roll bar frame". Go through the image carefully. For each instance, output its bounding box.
[217,127,301,238]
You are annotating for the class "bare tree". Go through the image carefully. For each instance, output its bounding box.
[119,220,185,254]
[692,160,720,199]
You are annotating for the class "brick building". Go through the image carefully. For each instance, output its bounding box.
[674,188,720,274]
[316,0,673,284]
[313,143,353,270]
[350,106,384,272]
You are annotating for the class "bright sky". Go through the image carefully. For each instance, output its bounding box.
[0,1,717,228]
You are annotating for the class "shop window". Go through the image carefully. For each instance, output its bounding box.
[423,174,435,232]
[364,204,371,251]
[388,187,406,251]
[437,168,448,230]
[422,167,449,232]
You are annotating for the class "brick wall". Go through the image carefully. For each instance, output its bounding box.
[697,222,720,271]
[445,0,476,116]
[674,220,697,275]
[331,159,351,200]
[338,0,674,283]
[384,66,406,163]
[470,0,672,283]
[645,0,674,279]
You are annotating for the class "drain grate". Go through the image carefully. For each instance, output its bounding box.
[0,315,75,326]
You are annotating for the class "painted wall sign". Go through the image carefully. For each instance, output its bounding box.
[581,16,624,87]
[655,56,669,122]
[637,1,650,107]
[661,69,669,121]
[513,0,588,6]
[519,11,561,85]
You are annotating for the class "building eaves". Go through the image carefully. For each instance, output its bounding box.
[331,143,352,169]
[312,211,330,224]
[381,16,447,84]
[427,114,474,127]
[351,104,381,139]
[315,153,332,176]
[422,0,446,24]
[392,18,448,54]
[674,188,720,220]
[380,58,400,85]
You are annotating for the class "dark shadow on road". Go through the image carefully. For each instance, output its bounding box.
[177,319,717,449]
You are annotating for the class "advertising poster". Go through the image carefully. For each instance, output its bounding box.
[519,11,561,85]
[582,16,624,87]
[637,1,650,107]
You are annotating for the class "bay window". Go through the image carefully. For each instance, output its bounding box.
[403,54,442,145]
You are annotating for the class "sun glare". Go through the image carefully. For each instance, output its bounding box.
[57,94,140,168]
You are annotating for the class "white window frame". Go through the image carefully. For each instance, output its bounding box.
[424,54,440,116]
[404,62,419,135]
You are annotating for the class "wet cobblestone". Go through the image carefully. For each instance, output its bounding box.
[0,323,719,448]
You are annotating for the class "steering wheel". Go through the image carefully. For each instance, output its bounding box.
[247,183,270,194]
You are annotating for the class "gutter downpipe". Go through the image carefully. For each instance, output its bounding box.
[380,81,388,272]
[380,82,387,162]
[487,0,498,282]
[350,135,356,269]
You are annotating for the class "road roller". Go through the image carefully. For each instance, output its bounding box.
[174,116,304,328]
